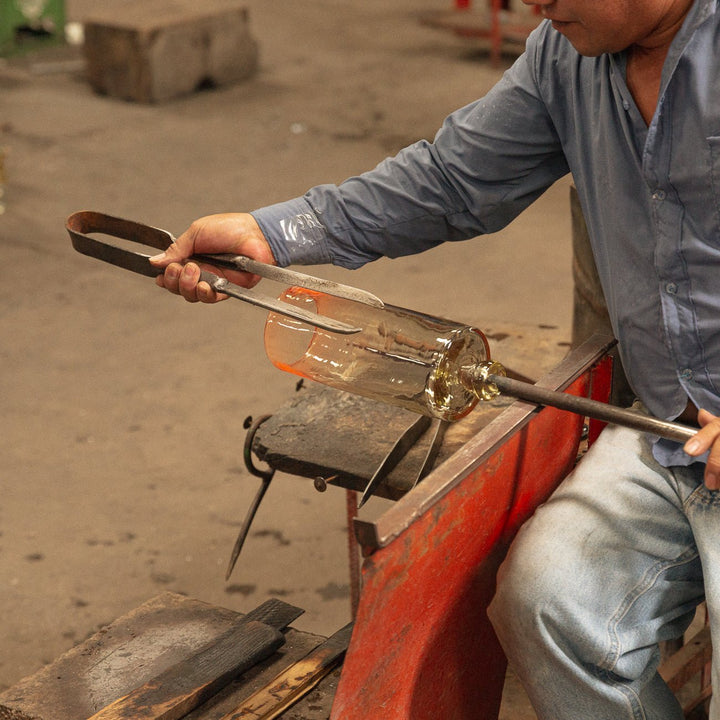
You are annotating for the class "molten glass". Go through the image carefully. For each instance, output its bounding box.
[264,287,499,421]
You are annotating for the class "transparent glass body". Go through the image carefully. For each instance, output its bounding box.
[264,287,493,421]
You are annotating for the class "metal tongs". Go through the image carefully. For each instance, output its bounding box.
[66,211,384,333]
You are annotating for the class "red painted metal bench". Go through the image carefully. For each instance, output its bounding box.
[330,334,614,718]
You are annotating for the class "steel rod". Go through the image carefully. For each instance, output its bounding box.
[486,373,698,444]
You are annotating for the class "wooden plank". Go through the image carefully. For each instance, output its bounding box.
[658,626,712,692]
[0,594,306,720]
[241,599,304,631]
[219,623,353,720]
[87,620,284,720]
[86,600,302,720]
[274,667,340,720]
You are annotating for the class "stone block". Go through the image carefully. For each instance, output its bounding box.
[82,0,258,103]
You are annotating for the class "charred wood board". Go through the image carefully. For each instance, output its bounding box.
[0,594,315,720]
[252,385,511,499]
[86,600,303,720]
[241,599,304,632]
[87,621,283,720]
[218,623,352,719]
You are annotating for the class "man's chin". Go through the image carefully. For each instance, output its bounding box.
[550,22,611,56]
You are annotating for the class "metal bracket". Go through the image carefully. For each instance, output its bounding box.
[225,415,276,581]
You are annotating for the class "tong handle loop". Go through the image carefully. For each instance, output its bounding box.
[66,211,362,334]
[67,210,172,278]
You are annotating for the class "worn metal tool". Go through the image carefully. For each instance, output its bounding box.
[66,211,384,335]
[224,415,277,581]
[358,415,450,508]
[360,355,699,508]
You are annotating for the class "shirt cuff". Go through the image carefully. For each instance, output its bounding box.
[251,197,334,267]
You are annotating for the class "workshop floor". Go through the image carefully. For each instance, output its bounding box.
[0,2,576,717]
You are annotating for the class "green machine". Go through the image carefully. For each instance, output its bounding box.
[0,0,66,55]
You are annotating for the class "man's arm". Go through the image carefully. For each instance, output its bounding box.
[253,27,568,270]
[153,23,567,299]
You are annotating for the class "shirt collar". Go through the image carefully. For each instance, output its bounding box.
[660,0,716,90]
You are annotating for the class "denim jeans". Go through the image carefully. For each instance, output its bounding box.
[488,423,719,719]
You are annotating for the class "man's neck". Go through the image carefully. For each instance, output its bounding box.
[626,46,667,125]
[625,0,693,125]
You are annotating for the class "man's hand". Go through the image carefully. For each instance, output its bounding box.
[149,213,276,303]
[683,409,720,489]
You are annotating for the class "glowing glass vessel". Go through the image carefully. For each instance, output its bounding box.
[264,287,500,421]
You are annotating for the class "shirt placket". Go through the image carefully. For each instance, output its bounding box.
[644,99,698,407]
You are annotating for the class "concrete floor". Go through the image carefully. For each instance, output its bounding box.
[0,1,576,717]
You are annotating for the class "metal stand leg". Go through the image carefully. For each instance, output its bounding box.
[346,490,361,619]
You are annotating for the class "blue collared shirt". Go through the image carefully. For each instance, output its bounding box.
[253,0,720,466]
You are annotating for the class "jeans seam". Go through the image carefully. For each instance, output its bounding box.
[599,669,649,720]
[602,547,700,672]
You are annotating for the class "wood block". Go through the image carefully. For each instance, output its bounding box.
[0,593,315,720]
[82,0,259,103]
[659,625,713,692]
[87,621,283,720]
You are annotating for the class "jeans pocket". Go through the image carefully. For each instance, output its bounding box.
[684,477,720,511]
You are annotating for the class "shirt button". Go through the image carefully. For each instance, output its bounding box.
[665,282,678,295]
[653,189,667,201]
[680,368,694,380]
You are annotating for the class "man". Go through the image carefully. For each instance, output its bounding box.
[151,0,720,716]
